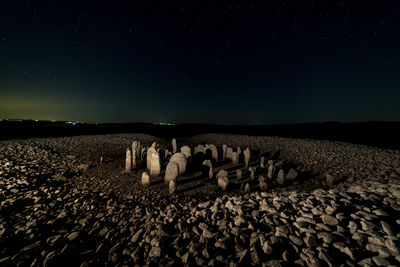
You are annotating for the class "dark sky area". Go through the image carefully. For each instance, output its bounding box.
[0,1,399,124]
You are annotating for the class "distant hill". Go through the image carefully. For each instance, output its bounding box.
[1,120,400,150]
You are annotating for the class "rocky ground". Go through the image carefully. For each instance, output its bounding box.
[1,133,400,266]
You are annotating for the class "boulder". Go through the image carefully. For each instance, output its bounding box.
[326,173,337,186]
[286,168,298,180]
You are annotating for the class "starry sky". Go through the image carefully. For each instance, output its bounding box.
[1,1,399,124]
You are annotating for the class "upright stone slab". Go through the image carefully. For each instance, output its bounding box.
[150,152,161,176]
[260,157,265,168]
[216,169,228,179]
[222,144,227,160]
[231,152,239,166]
[237,146,242,155]
[125,148,132,171]
[142,172,150,186]
[194,145,205,155]
[132,148,137,169]
[244,147,251,168]
[259,175,268,191]
[226,147,233,160]
[267,165,275,179]
[170,152,187,175]
[147,147,157,171]
[244,183,250,193]
[203,160,213,179]
[169,180,177,194]
[218,176,229,191]
[277,169,286,185]
[172,138,177,154]
[236,169,242,180]
[165,161,179,185]
[249,167,255,181]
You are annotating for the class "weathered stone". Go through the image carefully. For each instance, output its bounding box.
[321,215,338,226]
[231,152,239,166]
[216,170,228,179]
[222,144,227,160]
[165,161,179,185]
[277,169,286,185]
[141,172,150,186]
[286,168,298,180]
[146,147,157,171]
[259,176,268,191]
[244,183,250,193]
[203,160,213,179]
[226,147,233,160]
[172,138,177,154]
[149,152,161,176]
[125,148,132,171]
[244,147,251,168]
[218,176,229,191]
[236,169,242,180]
[260,157,265,168]
[326,173,337,186]
[169,180,177,194]
[249,167,255,181]
[268,165,275,179]
[170,152,187,174]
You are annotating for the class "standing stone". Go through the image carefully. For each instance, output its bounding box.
[249,167,255,181]
[260,157,265,169]
[231,152,239,166]
[147,147,157,171]
[222,144,227,160]
[277,169,286,185]
[237,146,242,155]
[216,170,228,179]
[244,183,250,193]
[132,148,137,169]
[151,142,157,148]
[150,152,161,176]
[203,160,213,179]
[218,177,229,191]
[169,180,177,194]
[259,176,268,191]
[172,138,177,154]
[226,147,233,161]
[136,141,142,161]
[165,161,179,185]
[268,165,276,179]
[141,147,146,163]
[237,169,242,180]
[170,152,187,175]
[125,148,132,171]
[244,147,251,168]
[142,172,150,186]
[181,146,192,159]
[132,141,138,157]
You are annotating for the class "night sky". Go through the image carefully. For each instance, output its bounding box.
[1,1,399,124]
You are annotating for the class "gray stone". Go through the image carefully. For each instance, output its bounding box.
[165,161,179,185]
[170,152,187,174]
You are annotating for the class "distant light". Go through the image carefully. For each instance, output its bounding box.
[72,122,77,126]
[35,119,38,122]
